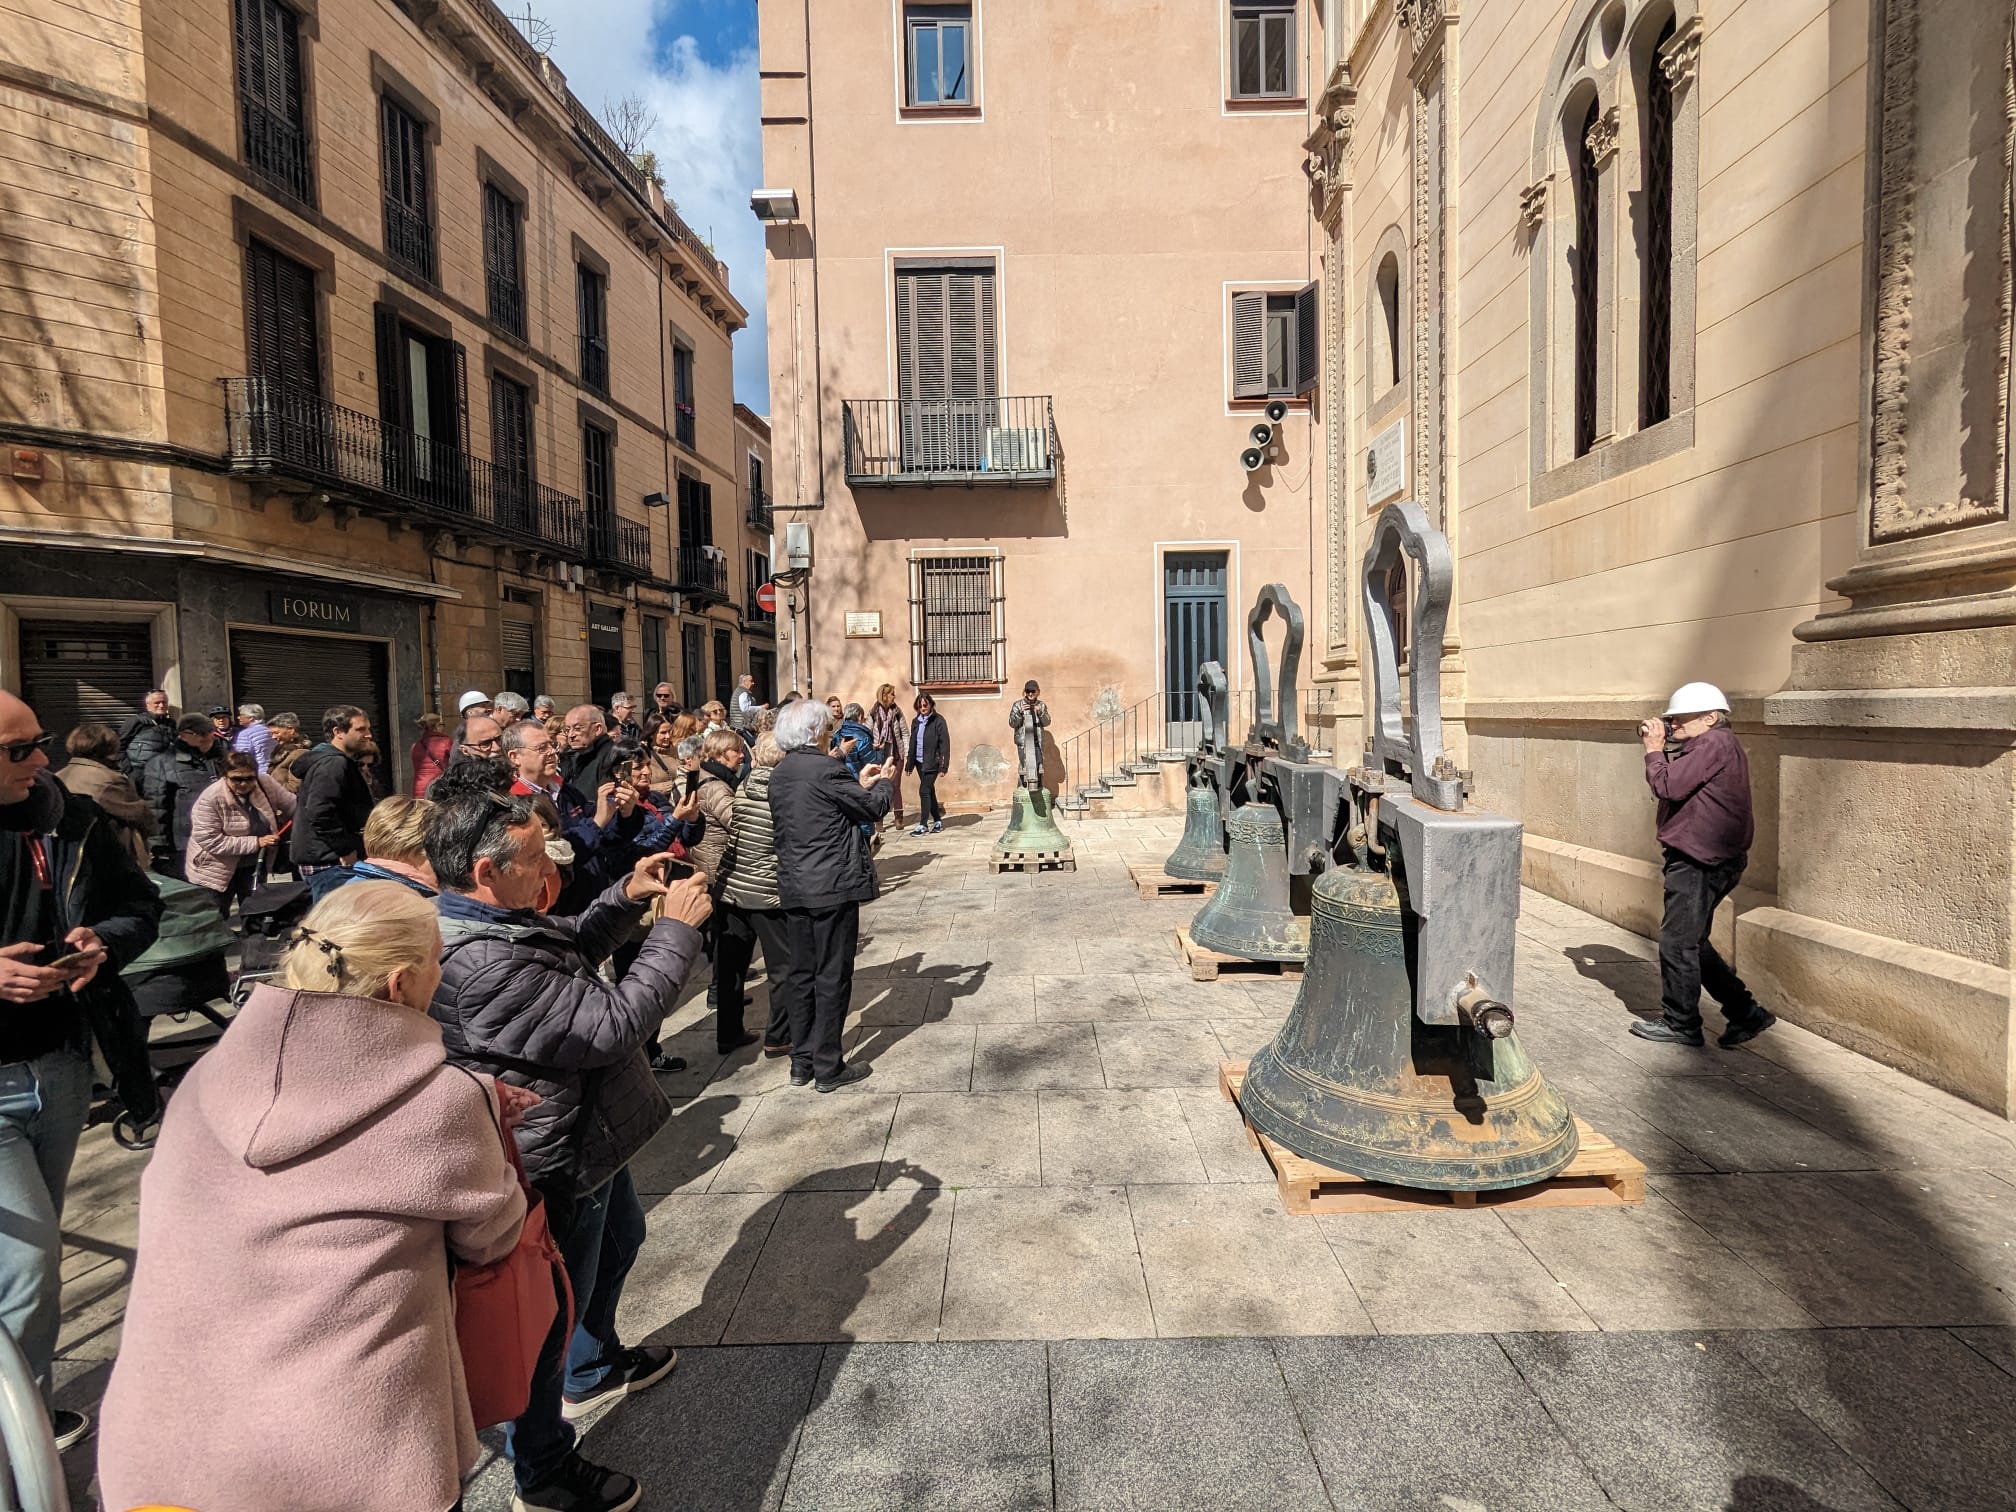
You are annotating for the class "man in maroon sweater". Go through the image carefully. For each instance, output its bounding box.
[1633,682,1778,1048]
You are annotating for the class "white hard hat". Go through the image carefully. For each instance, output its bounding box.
[457,689,493,714]
[1663,682,1730,718]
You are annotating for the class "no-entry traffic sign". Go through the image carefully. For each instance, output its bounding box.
[755,582,778,613]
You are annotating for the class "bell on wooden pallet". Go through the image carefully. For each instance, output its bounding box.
[1163,778,1227,880]
[1239,862,1578,1191]
[1189,802,1306,962]
[995,785,1072,864]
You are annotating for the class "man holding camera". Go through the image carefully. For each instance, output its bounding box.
[1008,679,1050,792]
[1633,683,1777,1049]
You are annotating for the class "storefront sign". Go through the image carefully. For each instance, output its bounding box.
[1366,418,1407,506]
[587,602,625,649]
[845,611,882,638]
[269,591,357,629]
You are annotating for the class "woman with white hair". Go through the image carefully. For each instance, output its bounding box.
[766,699,892,1091]
[97,882,527,1512]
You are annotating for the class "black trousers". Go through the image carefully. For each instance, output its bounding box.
[780,902,859,1082]
[1659,847,1764,1035]
[915,770,945,826]
[712,904,793,1049]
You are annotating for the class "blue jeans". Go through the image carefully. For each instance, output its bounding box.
[0,1051,93,1407]
[504,1169,647,1487]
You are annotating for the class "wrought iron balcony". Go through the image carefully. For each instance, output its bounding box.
[487,272,526,338]
[384,198,435,282]
[243,99,314,206]
[581,334,609,395]
[842,396,1057,488]
[746,490,772,533]
[587,514,651,576]
[675,543,730,603]
[221,377,587,557]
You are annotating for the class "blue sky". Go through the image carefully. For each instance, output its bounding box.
[539,0,768,412]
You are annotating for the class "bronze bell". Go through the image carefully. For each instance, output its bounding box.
[1163,779,1227,880]
[1189,802,1307,963]
[1239,864,1578,1191]
[995,785,1072,861]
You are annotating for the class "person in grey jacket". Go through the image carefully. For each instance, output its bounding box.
[424,789,711,1512]
[715,731,794,1057]
[1008,679,1050,791]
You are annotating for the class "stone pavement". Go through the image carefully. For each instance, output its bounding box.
[48,815,2016,1509]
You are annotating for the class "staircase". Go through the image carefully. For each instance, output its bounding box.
[1054,688,1340,818]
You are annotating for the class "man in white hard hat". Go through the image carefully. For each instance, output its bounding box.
[1634,683,1776,1048]
[456,689,494,721]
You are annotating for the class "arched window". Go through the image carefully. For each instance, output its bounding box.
[1639,13,1677,428]
[1571,96,1600,459]
[1374,254,1400,391]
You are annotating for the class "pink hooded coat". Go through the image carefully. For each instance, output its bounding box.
[96,984,526,1512]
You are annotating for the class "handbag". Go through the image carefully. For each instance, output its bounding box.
[452,1073,573,1430]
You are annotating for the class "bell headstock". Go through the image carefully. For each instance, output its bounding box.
[1360,501,1462,810]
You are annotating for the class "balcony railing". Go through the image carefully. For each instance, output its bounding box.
[843,396,1057,487]
[581,334,609,394]
[221,377,587,557]
[746,490,772,533]
[384,198,435,282]
[243,99,314,206]
[673,400,696,449]
[675,544,730,602]
[487,273,525,338]
[587,514,651,575]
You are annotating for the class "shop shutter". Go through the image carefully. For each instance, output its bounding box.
[18,621,155,760]
[229,629,389,749]
[500,614,537,696]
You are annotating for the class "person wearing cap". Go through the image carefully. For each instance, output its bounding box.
[206,706,233,739]
[1634,683,1777,1049]
[456,690,493,721]
[1008,679,1050,792]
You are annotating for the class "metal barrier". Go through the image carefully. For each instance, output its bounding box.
[0,1327,69,1512]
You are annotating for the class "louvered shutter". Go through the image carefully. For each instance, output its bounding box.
[451,342,469,452]
[230,630,390,760]
[1231,290,1268,399]
[698,481,714,546]
[373,306,401,423]
[1294,279,1319,397]
[20,622,154,761]
[245,241,281,383]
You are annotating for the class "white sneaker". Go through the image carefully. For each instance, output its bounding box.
[930,821,945,834]
[909,824,928,837]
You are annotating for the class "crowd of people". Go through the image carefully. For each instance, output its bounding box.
[0,666,965,1512]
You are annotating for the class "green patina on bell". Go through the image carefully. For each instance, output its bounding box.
[1189,802,1307,963]
[1163,780,1227,880]
[1239,865,1578,1191]
[995,786,1072,859]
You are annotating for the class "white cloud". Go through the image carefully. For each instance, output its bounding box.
[538,4,768,412]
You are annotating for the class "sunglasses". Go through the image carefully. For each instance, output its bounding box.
[2,734,54,764]
[226,773,258,783]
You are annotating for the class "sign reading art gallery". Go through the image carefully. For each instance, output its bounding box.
[1365,418,1407,506]
[269,590,358,629]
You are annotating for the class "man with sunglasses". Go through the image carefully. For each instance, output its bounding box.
[0,689,161,1453]
[138,715,225,880]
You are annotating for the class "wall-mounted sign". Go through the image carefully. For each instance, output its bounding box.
[269,590,357,629]
[587,602,625,649]
[1366,418,1407,505]
[844,611,882,639]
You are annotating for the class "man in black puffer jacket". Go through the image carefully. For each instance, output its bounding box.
[424,789,709,1512]
[768,699,892,1093]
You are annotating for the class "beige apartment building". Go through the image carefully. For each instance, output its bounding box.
[2,0,767,785]
[757,0,1321,801]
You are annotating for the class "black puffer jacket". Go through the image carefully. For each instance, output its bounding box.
[429,880,701,1194]
[769,748,891,911]
[140,743,223,861]
[290,744,373,867]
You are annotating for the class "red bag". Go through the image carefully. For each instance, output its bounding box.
[454,1078,573,1430]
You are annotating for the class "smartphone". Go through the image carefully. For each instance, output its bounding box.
[42,946,105,975]
[684,769,701,796]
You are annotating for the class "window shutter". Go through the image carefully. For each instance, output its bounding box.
[451,342,469,453]
[894,271,919,403]
[1294,279,1319,396]
[699,481,714,546]
[245,240,280,385]
[912,272,947,401]
[373,305,402,424]
[1231,290,1268,399]
[378,96,400,202]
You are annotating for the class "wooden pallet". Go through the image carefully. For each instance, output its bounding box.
[990,849,1076,874]
[1218,1061,1646,1214]
[1127,860,1219,900]
[1175,926,1306,981]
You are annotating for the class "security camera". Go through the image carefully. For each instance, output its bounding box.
[1241,447,1267,473]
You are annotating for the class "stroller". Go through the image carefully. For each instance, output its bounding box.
[235,878,315,1000]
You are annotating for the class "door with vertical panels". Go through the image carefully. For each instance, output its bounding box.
[1163,552,1228,749]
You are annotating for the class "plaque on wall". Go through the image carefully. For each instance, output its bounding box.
[844,611,883,639]
[1366,418,1406,506]
[269,590,358,629]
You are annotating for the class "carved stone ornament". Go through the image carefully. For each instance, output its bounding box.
[1520,176,1549,230]
[1659,13,1704,90]
[1304,65,1357,222]
[1584,105,1620,165]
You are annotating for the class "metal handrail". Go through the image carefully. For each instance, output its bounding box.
[0,1326,69,1511]
[243,97,313,205]
[842,396,1058,486]
[746,490,773,532]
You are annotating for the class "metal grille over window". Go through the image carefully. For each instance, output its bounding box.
[1571,97,1600,459]
[909,553,1005,686]
[1230,0,1297,99]
[672,345,696,447]
[379,94,433,282]
[484,184,525,338]
[234,0,313,205]
[1640,15,1677,431]
[578,267,609,393]
[905,3,973,106]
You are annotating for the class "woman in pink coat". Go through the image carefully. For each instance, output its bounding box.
[183,750,295,913]
[412,712,453,797]
[97,881,527,1512]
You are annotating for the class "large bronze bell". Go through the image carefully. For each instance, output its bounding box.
[1239,864,1578,1190]
[1189,802,1306,962]
[995,785,1072,861]
[1163,779,1227,880]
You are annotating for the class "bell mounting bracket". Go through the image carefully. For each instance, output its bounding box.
[1361,501,1462,811]
[1244,583,1311,762]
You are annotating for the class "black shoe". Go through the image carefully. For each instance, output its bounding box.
[561,1345,678,1420]
[50,1408,88,1452]
[717,1030,758,1053]
[816,1062,873,1094]
[1718,1011,1778,1049]
[513,1451,642,1512]
[762,1040,794,1058]
[789,1068,814,1087]
[1629,1019,1705,1047]
[648,1052,687,1073]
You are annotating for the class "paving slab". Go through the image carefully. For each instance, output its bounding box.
[1037,1088,1208,1185]
[842,1022,975,1091]
[1499,1331,1905,1511]
[1275,1333,1614,1511]
[973,1022,1104,1090]
[940,1186,1155,1340]
[1621,1071,1880,1174]
[1210,1017,1283,1063]
[615,1192,784,1347]
[723,1186,953,1344]
[1744,1068,2016,1171]
[880,1091,1042,1189]
[1033,972,1150,1021]
[1050,1337,1330,1511]
[709,1094,899,1193]
[628,1091,761,1196]
[1127,1182,1374,1337]
[849,979,935,1025]
[1093,1020,1227,1089]
[1954,1325,2016,1378]
[929,973,1038,1023]
[1319,1209,1599,1335]
[1821,1166,2016,1296]
[1174,1087,1278,1184]
[783,1341,1052,1511]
